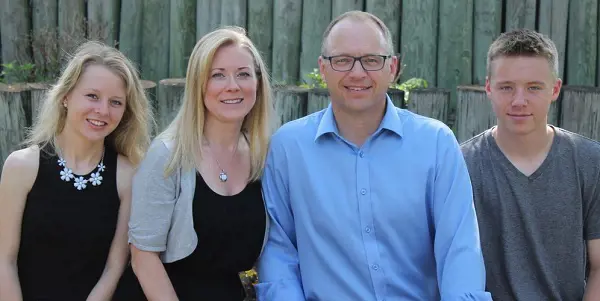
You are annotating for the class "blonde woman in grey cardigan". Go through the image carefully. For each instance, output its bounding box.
[127,26,275,301]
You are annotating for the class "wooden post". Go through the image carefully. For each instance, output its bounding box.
[220,0,247,28]
[87,0,121,46]
[196,0,222,40]
[388,89,405,109]
[273,85,309,126]
[0,83,31,171]
[156,79,186,133]
[31,0,59,81]
[366,0,400,53]
[142,0,170,83]
[170,0,197,78]
[307,88,330,114]
[58,0,86,62]
[28,83,52,124]
[566,0,598,86]
[538,0,569,79]
[473,0,501,85]
[300,0,331,84]
[407,88,450,124]
[400,0,438,85]
[119,0,143,69]
[504,0,536,31]
[456,85,495,143]
[0,0,32,78]
[247,0,273,69]
[559,86,600,141]
[271,0,302,85]
[331,0,364,17]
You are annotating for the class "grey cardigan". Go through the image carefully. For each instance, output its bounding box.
[128,137,270,263]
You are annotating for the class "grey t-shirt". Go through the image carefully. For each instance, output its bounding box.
[460,126,600,301]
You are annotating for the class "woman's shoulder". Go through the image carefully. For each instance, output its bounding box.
[1,145,40,190]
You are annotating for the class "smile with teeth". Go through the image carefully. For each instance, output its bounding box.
[87,119,107,126]
[346,86,371,91]
[221,98,243,104]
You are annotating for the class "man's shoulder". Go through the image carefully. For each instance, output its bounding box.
[397,108,457,141]
[555,127,600,162]
[459,130,490,162]
[270,110,324,145]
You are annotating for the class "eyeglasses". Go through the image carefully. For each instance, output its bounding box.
[321,54,391,72]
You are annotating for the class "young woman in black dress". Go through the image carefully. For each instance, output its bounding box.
[127,26,275,300]
[0,41,153,300]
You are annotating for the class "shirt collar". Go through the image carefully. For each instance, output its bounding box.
[314,94,404,141]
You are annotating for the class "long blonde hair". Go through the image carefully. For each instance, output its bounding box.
[25,41,154,165]
[160,26,275,181]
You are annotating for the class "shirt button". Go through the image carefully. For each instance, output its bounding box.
[372,264,379,270]
[359,151,364,158]
[365,227,371,233]
[360,189,366,195]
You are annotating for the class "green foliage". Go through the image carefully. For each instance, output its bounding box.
[0,61,36,84]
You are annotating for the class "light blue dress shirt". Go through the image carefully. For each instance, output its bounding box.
[256,95,491,301]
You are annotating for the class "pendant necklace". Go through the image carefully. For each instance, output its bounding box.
[56,145,106,191]
[205,136,239,182]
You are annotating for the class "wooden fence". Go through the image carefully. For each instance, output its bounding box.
[1,0,599,92]
[1,80,599,171]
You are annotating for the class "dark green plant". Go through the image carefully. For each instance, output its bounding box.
[0,62,36,84]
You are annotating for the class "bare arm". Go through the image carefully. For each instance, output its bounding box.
[0,147,39,301]
[130,247,178,300]
[584,239,600,300]
[86,155,135,301]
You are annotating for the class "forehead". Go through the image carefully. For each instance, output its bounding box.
[211,43,255,69]
[77,64,126,95]
[325,18,388,55]
[490,55,554,82]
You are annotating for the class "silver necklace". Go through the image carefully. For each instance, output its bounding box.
[205,137,239,182]
[57,147,106,191]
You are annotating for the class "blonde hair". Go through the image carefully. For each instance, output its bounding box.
[25,40,153,165]
[160,26,275,181]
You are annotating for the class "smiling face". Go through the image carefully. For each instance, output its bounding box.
[318,17,397,115]
[203,43,258,124]
[486,55,561,136]
[63,64,127,142]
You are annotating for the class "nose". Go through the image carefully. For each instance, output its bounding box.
[95,99,110,115]
[225,75,241,92]
[512,87,527,106]
[348,59,367,78]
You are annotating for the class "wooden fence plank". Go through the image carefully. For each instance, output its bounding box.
[141,0,170,83]
[538,0,569,79]
[119,0,143,70]
[169,0,196,78]
[300,0,331,83]
[157,78,186,132]
[559,86,600,141]
[273,85,309,125]
[504,0,537,31]
[307,89,330,114]
[566,0,597,86]
[365,0,401,53]
[332,0,364,16]
[247,0,273,69]
[473,0,502,85]
[0,0,32,76]
[407,88,450,124]
[0,83,31,171]
[58,0,86,62]
[28,83,51,124]
[220,0,247,28]
[438,0,473,112]
[400,0,438,85]
[456,85,495,142]
[87,0,121,46]
[31,0,59,81]
[272,0,303,85]
[196,0,222,40]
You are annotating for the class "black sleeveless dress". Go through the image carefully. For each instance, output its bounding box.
[17,143,121,300]
[118,172,266,301]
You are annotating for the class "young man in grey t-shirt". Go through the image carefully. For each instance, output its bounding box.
[461,28,600,300]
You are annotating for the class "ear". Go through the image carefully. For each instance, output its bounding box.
[390,55,399,83]
[318,56,327,82]
[485,76,492,97]
[551,78,563,102]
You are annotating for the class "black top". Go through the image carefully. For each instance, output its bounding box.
[164,172,266,300]
[17,143,120,300]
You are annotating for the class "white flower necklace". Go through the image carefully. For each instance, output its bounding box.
[57,148,106,191]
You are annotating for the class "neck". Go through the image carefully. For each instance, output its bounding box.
[55,126,105,166]
[332,96,386,147]
[203,115,243,150]
[493,124,554,158]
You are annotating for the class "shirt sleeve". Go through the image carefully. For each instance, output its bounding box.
[432,127,492,301]
[128,139,178,253]
[254,135,306,301]
[584,159,600,241]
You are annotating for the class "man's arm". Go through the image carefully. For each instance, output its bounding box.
[255,138,306,301]
[584,239,600,300]
[432,128,492,300]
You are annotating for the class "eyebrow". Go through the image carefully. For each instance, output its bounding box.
[85,88,125,100]
[211,67,252,71]
[495,81,546,86]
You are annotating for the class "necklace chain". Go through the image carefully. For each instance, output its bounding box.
[205,136,240,182]
[57,146,106,191]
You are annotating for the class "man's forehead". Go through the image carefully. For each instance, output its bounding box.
[324,18,387,54]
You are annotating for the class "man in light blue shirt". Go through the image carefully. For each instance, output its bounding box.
[255,10,491,301]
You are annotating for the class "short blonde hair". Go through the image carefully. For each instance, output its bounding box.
[160,26,275,181]
[25,41,154,165]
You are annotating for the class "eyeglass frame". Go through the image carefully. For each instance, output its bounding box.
[321,54,392,72]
